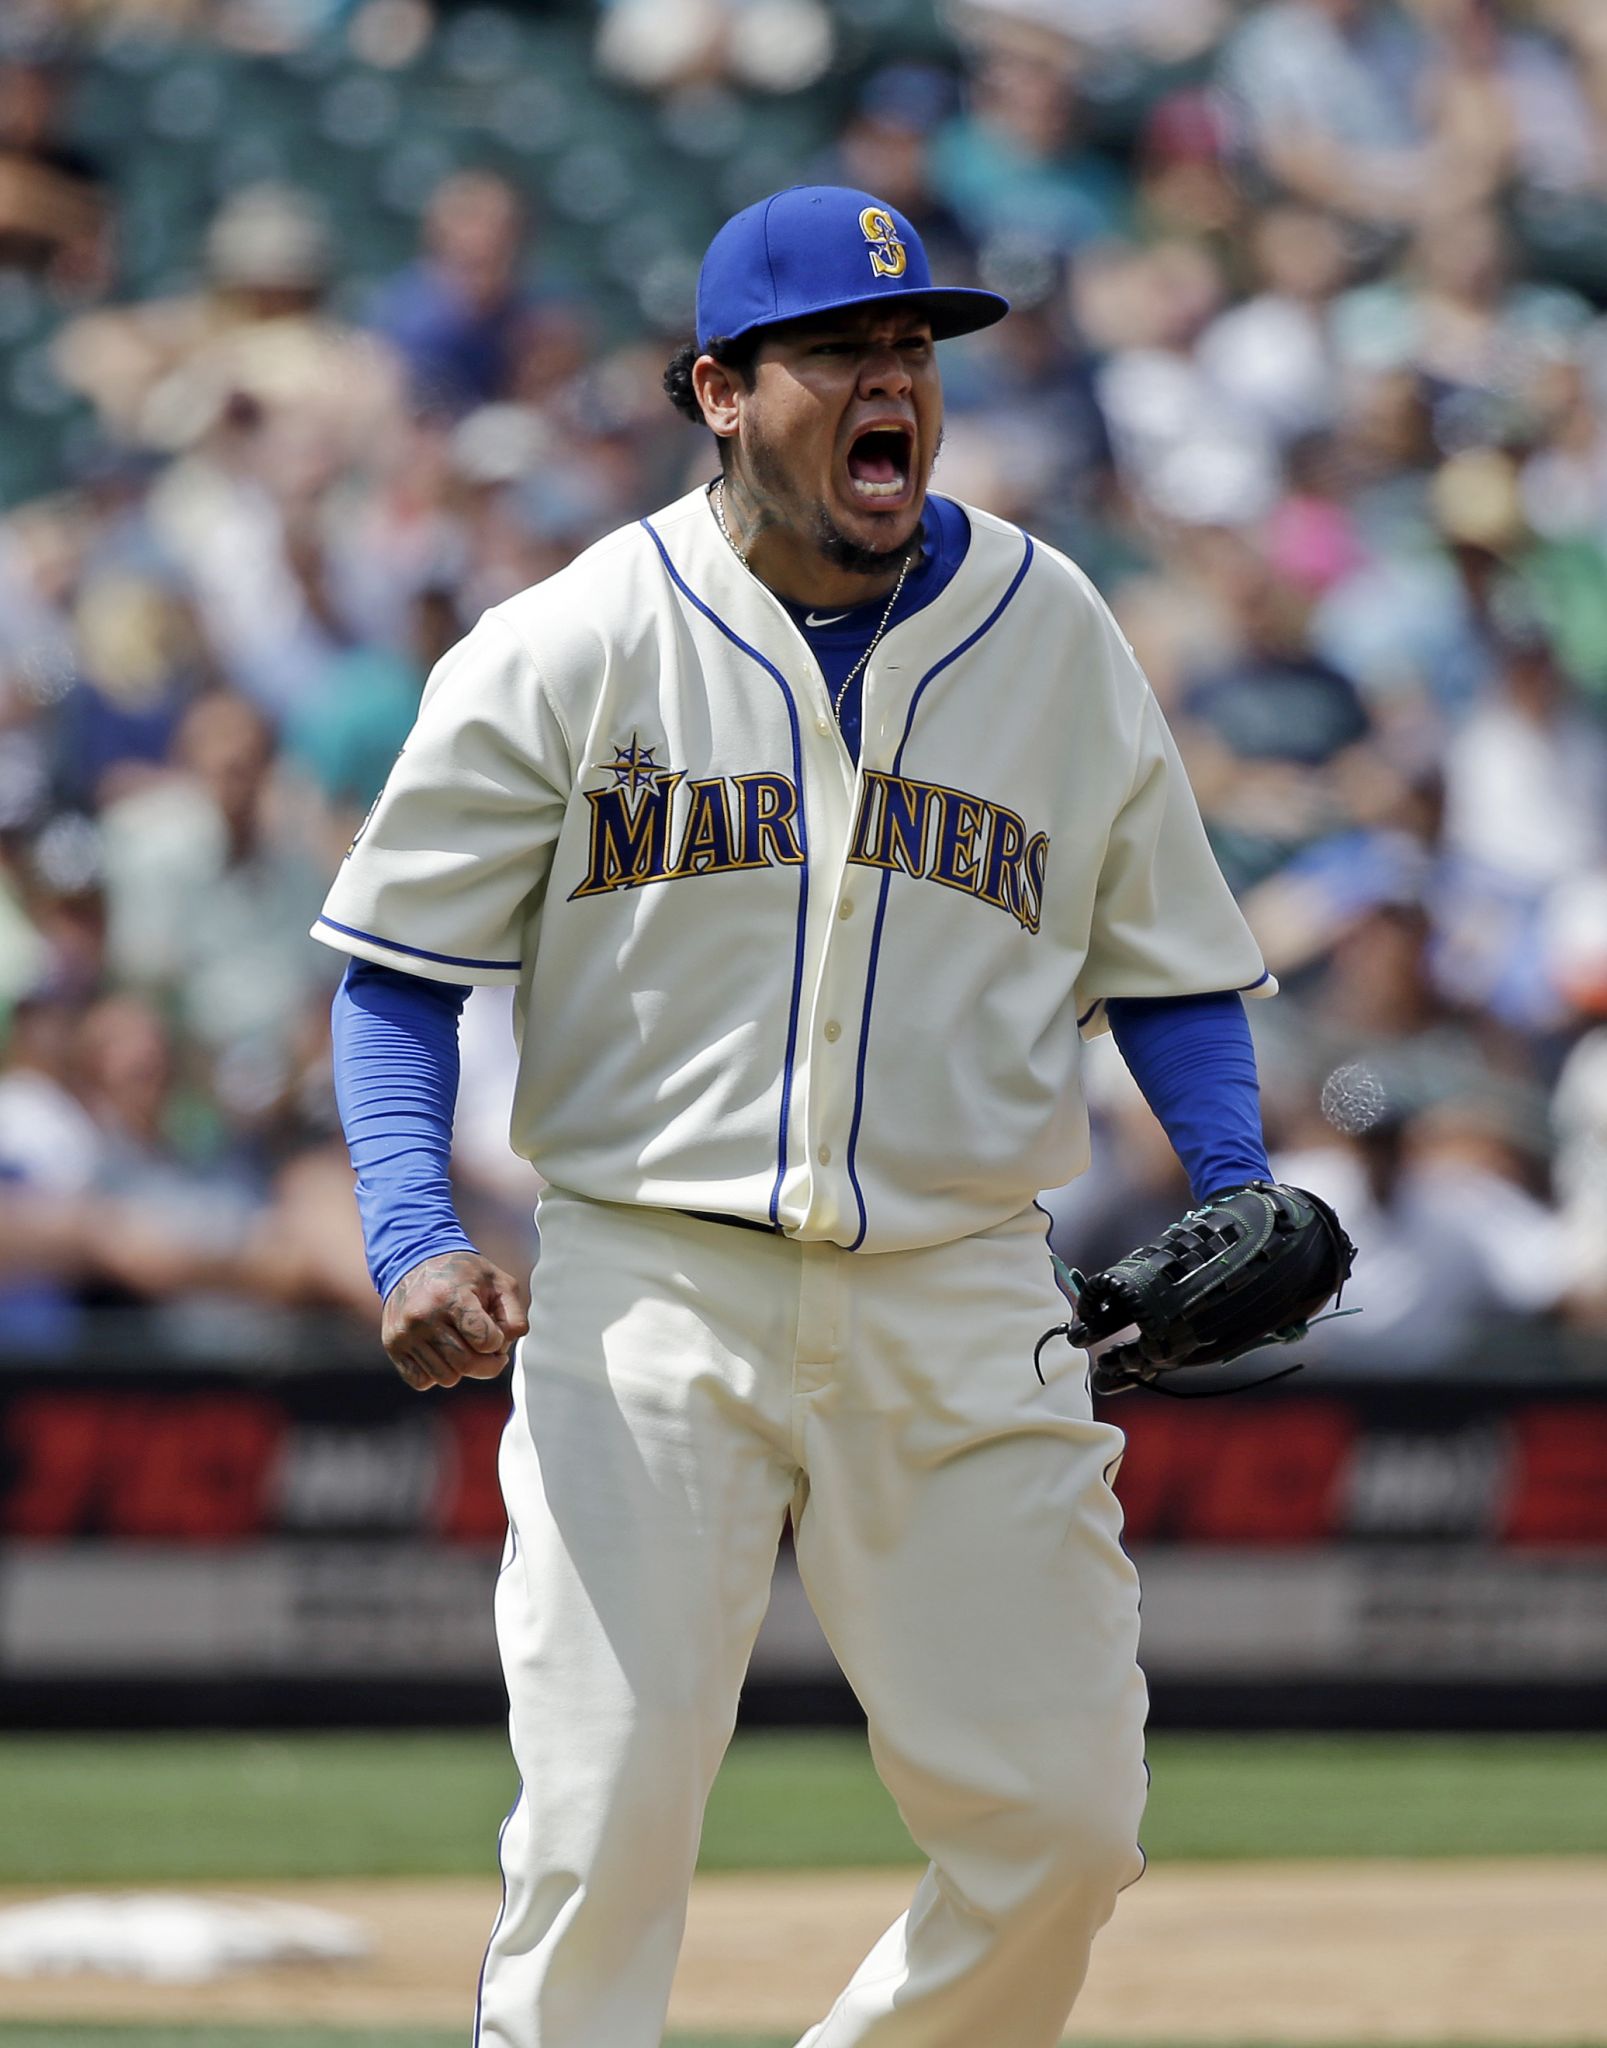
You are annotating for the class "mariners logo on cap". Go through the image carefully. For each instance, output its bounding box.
[858,206,907,280]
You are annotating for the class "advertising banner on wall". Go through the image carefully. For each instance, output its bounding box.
[2,1360,1605,1716]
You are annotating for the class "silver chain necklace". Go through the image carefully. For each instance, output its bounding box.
[713,479,911,723]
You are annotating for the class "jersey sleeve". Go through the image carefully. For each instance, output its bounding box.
[1074,630,1274,1037]
[312,610,569,987]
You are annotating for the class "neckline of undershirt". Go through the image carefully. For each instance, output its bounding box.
[776,494,971,642]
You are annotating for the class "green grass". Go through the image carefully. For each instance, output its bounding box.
[1,1731,1605,1886]
[1137,1732,1607,1862]
[0,1734,518,1885]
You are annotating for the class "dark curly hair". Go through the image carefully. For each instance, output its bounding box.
[663,334,761,470]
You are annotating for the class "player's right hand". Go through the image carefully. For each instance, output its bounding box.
[382,1250,529,1393]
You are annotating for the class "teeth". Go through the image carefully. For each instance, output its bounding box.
[850,475,908,500]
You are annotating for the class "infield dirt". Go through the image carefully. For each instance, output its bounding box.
[0,1861,1602,2042]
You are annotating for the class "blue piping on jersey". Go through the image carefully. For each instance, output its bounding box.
[1076,969,1272,1032]
[315,915,520,974]
[844,533,1036,1250]
[640,516,810,1229]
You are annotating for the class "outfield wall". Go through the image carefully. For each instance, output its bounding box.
[1,1347,1604,1727]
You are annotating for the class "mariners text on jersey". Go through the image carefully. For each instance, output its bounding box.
[571,745,1049,932]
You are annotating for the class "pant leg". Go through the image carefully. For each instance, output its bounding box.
[791,1209,1148,2048]
[475,1194,800,2048]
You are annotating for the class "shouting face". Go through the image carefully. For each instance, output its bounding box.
[696,303,943,596]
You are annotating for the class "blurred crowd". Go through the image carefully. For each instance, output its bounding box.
[3,0,1607,1372]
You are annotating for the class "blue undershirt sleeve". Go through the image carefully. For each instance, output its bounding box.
[1104,991,1271,1201]
[331,957,479,1301]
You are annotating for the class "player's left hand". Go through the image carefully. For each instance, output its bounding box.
[1040,1181,1356,1397]
[382,1249,529,1392]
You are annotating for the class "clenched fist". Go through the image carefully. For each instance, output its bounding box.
[382,1249,529,1392]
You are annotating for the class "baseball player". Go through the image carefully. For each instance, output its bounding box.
[319,186,1299,2046]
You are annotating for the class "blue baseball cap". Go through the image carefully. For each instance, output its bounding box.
[695,185,1008,354]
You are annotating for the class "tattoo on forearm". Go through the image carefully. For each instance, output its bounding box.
[388,1250,485,1323]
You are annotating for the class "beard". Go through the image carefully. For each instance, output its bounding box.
[815,513,920,577]
[744,423,934,578]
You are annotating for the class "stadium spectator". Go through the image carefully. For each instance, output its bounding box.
[930,30,1128,254]
[366,170,540,416]
[98,693,337,1067]
[1219,0,1442,231]
[1194,205,1351,448]
[1171,532,1387,893]
[0,985,99,1199]
[54,574,206,811]
[282,581,438,832]
[1275,1080,1573,1372]
[1423,0,1607,290]
[0,37,110,293]
[57,183,392,451]
[1132,86,1246,249]
[1078,237,1277,527]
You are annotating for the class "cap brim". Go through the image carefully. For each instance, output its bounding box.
[715,285,1009,350]
[918,287,1012,340]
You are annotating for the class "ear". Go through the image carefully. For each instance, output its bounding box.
[692,353,743,445]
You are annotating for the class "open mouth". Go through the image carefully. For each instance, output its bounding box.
[846,424,914,505]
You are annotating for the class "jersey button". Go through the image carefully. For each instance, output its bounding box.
[838,897,853,919]
[817,1144,832,1164]
[823,1020,841,1043]
[815,716,831,736]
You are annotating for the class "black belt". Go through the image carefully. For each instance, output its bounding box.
[679,1208,781,1236]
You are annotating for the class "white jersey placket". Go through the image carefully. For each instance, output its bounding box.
[684,502,919,1247]
[787,644,916,1247]
[760,608,872,1244]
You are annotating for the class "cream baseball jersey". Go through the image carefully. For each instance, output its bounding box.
[312,486,1272,1253]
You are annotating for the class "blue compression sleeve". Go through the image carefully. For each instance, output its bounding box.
[331,958,478,1300]
[1105,991,1271,1201]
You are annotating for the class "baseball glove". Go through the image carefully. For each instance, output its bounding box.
[1038,1181,1356,1397]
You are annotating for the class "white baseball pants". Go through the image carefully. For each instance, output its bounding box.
[473,1190,1147,2048]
